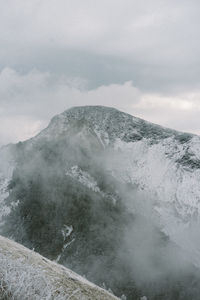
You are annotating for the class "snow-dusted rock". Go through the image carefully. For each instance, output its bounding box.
[30,106,200,264]
[1,106,200,299]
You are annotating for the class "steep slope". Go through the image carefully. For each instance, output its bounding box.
[0,235,119,300]
[1,106,200,299]
[26,106,200,264]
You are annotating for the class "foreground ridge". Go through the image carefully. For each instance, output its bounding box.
[0,235,119,300]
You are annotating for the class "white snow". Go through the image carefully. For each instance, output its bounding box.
[65,166,118,205]
[109,136,200,268]
[56,225,75,263]
[2,106,200,278]
[66,166,101,193]
[61,225,73,240]
[30,107,200,270]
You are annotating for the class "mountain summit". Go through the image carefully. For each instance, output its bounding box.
[36,105,184,143]
[1,106,200,299]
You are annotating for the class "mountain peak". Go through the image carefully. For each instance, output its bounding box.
[51,105,136,127]
[1,106,200,300]
[37,105,183,144]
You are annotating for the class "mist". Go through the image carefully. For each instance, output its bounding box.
[1,118,200,300]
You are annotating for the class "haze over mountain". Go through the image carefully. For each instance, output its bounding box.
[1,106,200,299]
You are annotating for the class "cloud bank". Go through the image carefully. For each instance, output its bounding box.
[0,1,200,144]
[1,68,200,145]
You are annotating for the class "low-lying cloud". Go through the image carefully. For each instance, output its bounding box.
[1,68,200,145]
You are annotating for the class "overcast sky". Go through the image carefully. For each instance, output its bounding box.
[1,0,200,145]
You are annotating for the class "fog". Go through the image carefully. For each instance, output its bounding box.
[1,125,200,299]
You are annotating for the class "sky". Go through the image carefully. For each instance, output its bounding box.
[1,0,200,145]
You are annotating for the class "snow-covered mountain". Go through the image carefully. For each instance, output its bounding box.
[1,106,200,299]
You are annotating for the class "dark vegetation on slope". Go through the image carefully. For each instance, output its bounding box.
[1,107,200,299]
[3,137,141,299]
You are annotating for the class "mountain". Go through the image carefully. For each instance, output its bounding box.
[0,234,119,300]
[1,106,200,299]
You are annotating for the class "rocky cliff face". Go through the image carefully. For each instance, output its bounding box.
[1,106,200,299]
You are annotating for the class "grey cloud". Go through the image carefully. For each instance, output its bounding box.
[2,48,200,93]
[1,67,200,146]
[0,0,200,144]
[0,0,200,92]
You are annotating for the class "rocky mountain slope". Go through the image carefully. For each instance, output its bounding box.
[1,106,200,299]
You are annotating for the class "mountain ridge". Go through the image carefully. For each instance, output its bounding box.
[1,105,200,299]
[35,105,194,144]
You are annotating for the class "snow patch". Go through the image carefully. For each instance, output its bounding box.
[66,166,101,193]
